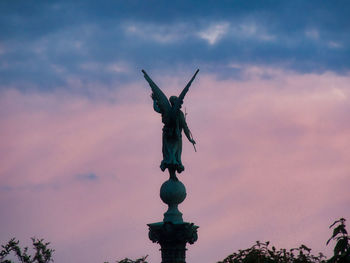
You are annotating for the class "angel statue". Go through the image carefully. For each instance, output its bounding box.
[142,69,199,180]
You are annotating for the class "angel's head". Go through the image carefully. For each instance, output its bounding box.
[169,96,178,107]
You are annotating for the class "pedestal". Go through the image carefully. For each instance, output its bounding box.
[148,222,199,263]
[148,177,199,263]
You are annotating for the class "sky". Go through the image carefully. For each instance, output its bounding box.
[0,1,350,262]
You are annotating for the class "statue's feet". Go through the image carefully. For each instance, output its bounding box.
[168,167,179,181]
[170,173,179,181]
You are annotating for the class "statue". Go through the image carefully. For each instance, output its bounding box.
[142,69,199,180]
[144,70,200,263]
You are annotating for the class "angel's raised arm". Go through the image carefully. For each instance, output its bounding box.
[175,69,199,110]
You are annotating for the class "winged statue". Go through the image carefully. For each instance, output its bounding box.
[142,69,199,180]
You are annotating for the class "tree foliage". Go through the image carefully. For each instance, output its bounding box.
[0,238,54,263]
[2,218,349,263]
[115,256,148,263]
[326,218,350,263]
[217,241,326,263]
[216,218,350,263]
[104,255,148,263]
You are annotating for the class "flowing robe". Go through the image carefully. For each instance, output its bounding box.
[154,101,191,173]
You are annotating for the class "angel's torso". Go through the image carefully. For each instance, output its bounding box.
[162,109,186,139]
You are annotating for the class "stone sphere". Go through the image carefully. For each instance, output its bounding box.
[160,179,187,205]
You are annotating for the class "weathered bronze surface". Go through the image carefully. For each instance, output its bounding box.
[142,69,199,180]
[143,69,199,263]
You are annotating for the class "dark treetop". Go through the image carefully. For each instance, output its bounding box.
[142,69,199,180]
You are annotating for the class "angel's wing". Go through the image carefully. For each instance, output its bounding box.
[175,69,199,111]
[142,69,171,114]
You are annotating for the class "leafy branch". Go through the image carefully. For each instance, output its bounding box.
[217,241,326,263]
[327,218,350,263]
[104,255,148,263]
[0,238,54,263]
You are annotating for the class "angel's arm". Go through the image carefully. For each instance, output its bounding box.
[151,94,161,113]
[181,112,196,144]
[183,123,194,143]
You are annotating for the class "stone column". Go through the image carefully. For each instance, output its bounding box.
[147,177,199,263]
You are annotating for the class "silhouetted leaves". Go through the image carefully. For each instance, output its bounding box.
[327,218,350,263]
[0,238,54,263]
[2,218,350,263]
[217,218,349,263]
[103,255,148,263]
[217,241,327,263]
[116,256,148,263]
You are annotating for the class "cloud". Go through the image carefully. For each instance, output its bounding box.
[1,1,350,93]
[198,23,230,45]
[76,173,98,181]
[305,29,320,40]
[106,62,130,73]
[233,22,276,41]
[328,41,343,49]
[124,22,193,44]
[0,68,349,262]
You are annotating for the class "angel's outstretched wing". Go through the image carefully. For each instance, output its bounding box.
[175,69,199,111]
[142,69,171,114]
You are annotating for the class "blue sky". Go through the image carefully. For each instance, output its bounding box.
[1,0,349,91]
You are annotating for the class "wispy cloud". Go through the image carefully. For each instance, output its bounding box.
[124,22,193,44]
[1,1,350,92]
[234,22,276,41]
[305,29,320,40]
[328,41,343,49]
[198,22,230,45]
[76,173,98,181]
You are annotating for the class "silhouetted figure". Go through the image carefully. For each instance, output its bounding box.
[142,69,199,180]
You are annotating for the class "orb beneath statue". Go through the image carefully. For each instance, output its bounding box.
[160,179,187,223]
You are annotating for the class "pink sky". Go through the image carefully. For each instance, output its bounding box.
[0,67,349,262]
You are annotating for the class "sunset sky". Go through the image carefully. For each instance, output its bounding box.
[1,1,350,262]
